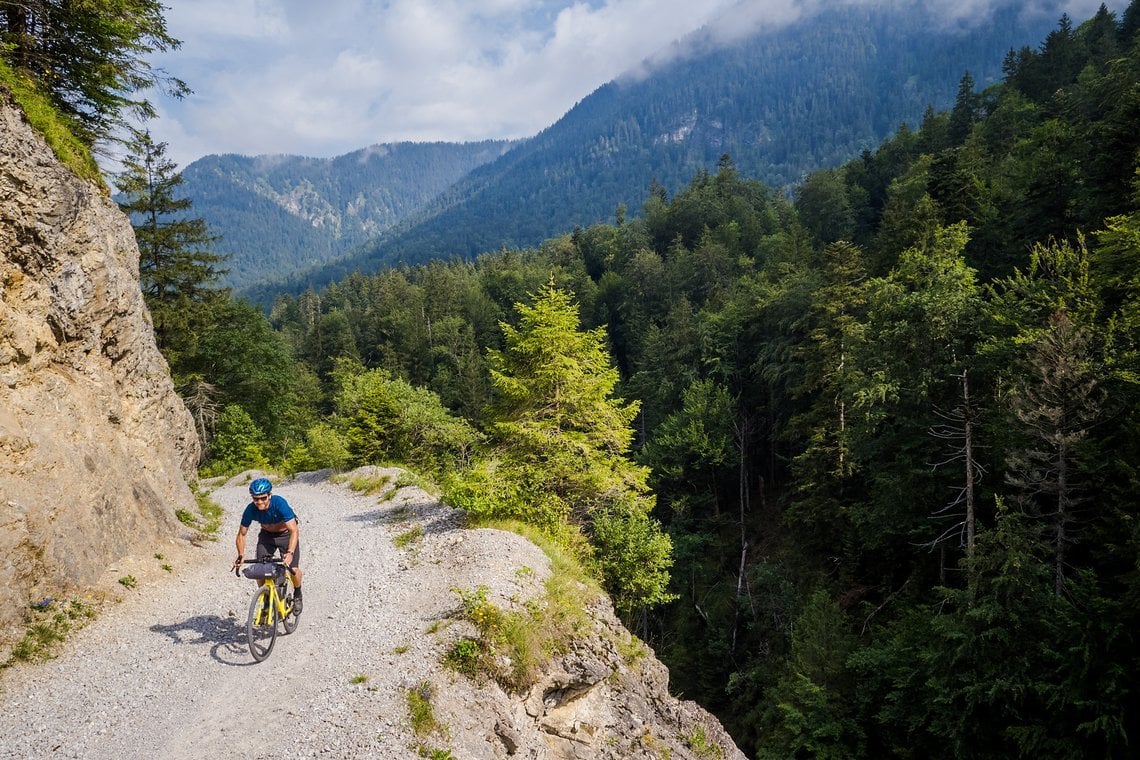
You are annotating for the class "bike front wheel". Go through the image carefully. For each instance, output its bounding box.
[246,585,278,661]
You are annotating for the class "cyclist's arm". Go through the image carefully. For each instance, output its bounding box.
[234,523,249,566]
[284,518,299,560]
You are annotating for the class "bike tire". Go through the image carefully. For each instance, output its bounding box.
[246,585,278,661]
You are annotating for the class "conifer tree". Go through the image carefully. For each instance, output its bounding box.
[449,278,674,613]
[484,278,648,523]
[1005,310,1105,594]
[115,129,227,363]
[0,0,188,145]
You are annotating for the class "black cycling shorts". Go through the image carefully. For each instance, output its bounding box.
[256,530,300,569]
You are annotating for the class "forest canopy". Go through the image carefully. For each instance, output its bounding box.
[101,2,1140,757]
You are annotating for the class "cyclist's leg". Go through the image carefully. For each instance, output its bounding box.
[261,531,301,592]
[287,542,302,588]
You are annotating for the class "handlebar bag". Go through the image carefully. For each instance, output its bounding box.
[243,562,285,580]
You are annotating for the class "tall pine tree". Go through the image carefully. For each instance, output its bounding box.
[448,278,674,614]
[115,129,227,365]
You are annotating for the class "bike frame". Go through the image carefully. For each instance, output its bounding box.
[238,556,298,661]
[251,571,292,624]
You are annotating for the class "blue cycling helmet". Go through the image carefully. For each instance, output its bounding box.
[249,477,273,496]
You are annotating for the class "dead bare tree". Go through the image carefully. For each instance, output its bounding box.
[927,368,985,581]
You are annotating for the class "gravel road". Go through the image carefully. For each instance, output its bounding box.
[0,467,552,759]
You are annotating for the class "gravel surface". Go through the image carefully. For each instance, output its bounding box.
[0,467,552,760]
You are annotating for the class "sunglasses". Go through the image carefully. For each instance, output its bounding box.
[251,494,270,502]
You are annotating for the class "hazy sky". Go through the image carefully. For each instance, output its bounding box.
[141,0,1118,167]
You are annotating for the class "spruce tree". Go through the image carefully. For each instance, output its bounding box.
[114,129,227,364]
[448,278,674,614]
[0,0,188,145]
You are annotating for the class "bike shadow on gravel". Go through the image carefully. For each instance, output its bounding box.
[149,615,261,666]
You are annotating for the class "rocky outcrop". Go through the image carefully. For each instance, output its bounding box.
[382,471,749,760]
[0,91,200,641]
[512,597,747,760]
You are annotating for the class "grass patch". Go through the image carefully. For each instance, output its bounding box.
[416,748,456,759]
[2,598,96,668]
[0,61,104,188]
[394,525,425,548]
[173,485,225,540]
[405,681,445,738]
[194,486,224,536]
[394,644,409,654]
[686,727,725,759]
[337,471,392,495]
[617,633,648,666]
[118,575,137,589]
[393,471,421,489]
[350,673,369,684]
[445,533,597,692]
[393,470,438,494]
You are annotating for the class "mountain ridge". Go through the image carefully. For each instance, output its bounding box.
[230,0,1068,302]
[180,139,518,288]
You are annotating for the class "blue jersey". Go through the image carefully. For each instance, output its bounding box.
[240,493,297,528]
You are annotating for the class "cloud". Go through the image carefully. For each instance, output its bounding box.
[143,0,741,165]
[141,0,1126,167]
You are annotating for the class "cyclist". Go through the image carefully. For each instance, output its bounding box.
[232,477,304,613]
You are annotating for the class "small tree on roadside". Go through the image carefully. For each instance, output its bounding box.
[448,278,675,614]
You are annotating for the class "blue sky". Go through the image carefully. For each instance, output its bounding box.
[141,0,1115,167]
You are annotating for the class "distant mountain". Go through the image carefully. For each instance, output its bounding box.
[180,141,516,289]
[239,1,1071,299]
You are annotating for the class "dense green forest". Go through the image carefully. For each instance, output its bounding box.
[13,0,1139,756]
[165,6,1140,757]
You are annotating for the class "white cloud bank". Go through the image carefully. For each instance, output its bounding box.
[141,0,1122,166]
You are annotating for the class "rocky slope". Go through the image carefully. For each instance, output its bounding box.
[0,91,200,644]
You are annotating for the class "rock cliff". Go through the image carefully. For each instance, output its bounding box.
[0,91,200,642]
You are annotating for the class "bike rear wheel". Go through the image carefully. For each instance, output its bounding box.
[246,585,278,661]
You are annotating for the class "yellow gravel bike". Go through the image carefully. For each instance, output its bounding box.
[236,557,299,662]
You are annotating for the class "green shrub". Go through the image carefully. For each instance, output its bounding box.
[443,638,481,677]
[590,503,677,616]
[281,422,352,474]
[332,362,479,473]
[201,405,268,477]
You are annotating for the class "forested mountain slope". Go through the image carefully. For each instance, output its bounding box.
[246,0,1069,300]
[180,140,515,289]
[233,4,1140,756]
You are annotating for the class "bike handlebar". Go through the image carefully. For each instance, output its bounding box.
[232,557,291,577]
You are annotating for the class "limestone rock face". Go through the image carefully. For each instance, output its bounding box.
[0,92,200,639]
[519,596,748,760]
